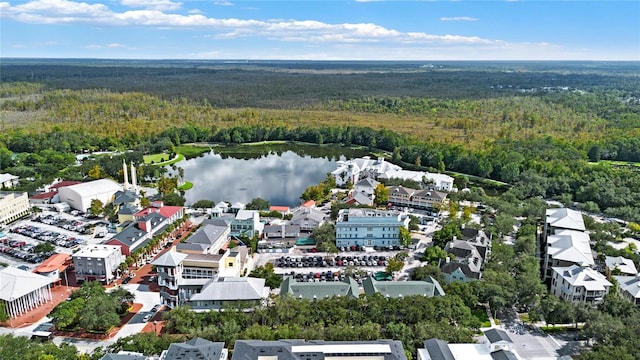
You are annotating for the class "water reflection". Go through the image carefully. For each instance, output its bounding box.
[180,149,346,207]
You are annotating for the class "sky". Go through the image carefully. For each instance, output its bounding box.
[1,0,639,61]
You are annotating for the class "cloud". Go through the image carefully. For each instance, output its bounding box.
[0,0,547,51]
[120,0,182,11]
[107,42,125,47]
[440,16,478,22]
[188,8,202,14]
[213,0,233,6]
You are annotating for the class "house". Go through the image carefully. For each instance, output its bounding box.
[0,266,55,320]
[551,265,612,304]
[331,156,401,187]
[288,206,326,232]
[100,353,147,360]
[343,190,374,207]
[186,277,269,311]
[269,205,291,216]
[380,170,454,192]
[153,247,252,309]
[279,276,360,299]
[176,220,230,255]
[605,256,638,276]
[29,191,58,205]
[441,237,486,282]
[232,339,407,360]
[160,337,227,360]
[441,262,481,283]
[335,208,409,248]
[613,275,640,306]
[0,173,19,188]
[301,200,316,208]
[230,210,263,238]
[387,186,448,212]
[418,329,520,360]
[353,177,379,197]
[72,245,125,284]
[262,224,300,248]
[362,277,445,298]
[108,202,184,256]
[230,202,246,214]
[0,191,30,225]
[543,229,594,282]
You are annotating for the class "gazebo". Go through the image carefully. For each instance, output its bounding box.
[0,266,55,319]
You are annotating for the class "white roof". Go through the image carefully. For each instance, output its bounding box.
[291,344,391,354]
[73,245,121,259]
[0,266,55,301]
[546,208,585,231]
[605,256,638,275]
[614,275,640,298]
[63,179,122,198]
[0,173,18,182]
[152,250,188,267]
[547,229,594,266]
[447,344,493,360]
[189,277,267,301]
[553,265,612,291]
[235,209,258,220]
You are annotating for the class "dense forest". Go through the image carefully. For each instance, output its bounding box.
[1,60,639,217]
[0,60,639,359]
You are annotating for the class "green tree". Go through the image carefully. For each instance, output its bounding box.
[373,183,390,206]
[88,165,102,180]
[246,197,270,211]
[89,199,104,217]
[157,176,177,196]
[399,226,412,247]
[192,199,215,209]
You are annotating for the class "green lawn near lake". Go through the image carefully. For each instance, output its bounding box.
[471,308,492,328]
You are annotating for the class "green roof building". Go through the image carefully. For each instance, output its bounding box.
[280,276,360,299]
[363,276,445,298]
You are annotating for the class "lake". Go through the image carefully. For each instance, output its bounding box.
[178,144,371,207]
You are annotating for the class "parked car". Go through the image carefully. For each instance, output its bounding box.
[143,313,153,322]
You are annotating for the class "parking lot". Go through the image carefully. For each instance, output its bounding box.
[0,210,106,269]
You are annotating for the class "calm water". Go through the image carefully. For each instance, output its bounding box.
[179,145,370,207]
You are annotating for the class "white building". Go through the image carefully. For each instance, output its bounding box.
[379,169,454,192]
[387,186,448,211]
[232,339,407,360]
[551,265,612,305]
[331,156,401,187]
[605,256,638,276]
[335,208,409,248]
[0,266,55,319]
[0,173,19,188]
[543,229,594,281]
[0,191,30,225]
[418,329,522,360]
[57,179,123,212]
[72,245,125,284]
[542,208,589,282]
[613,275,640,306]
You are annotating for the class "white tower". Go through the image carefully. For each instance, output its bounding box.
[131,162,138,192]
[123,160,129,190]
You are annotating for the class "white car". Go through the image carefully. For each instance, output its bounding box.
[143,314,153,322]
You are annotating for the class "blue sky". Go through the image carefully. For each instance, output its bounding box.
[1,0,639,60]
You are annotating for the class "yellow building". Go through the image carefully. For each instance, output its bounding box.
[0,192,30,225]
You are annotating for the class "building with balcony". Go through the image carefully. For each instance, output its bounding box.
[331,156,401,187]
[613,275,640,306]
[288,206,326,232]
[72,245,124,284]
[230,210,263,238]
[153,247,251,309]
[335,208,409,248]
[387,186,447,212]
[550,265,612,305]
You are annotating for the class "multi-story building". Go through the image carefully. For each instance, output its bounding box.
[335,208,409,248]
[331,156,401,187]
[541,208,592,283]
[387,186,447,212]
[613,275,640,306]
[176,219,229,254]
[288,206,326,232]
[230,209,263,238]
[0,173,19,188]
[379,170,454,192]
[72,245,124,284]
[0,191,30,225]
[262,224,300,248]
[542,229,594,282]
[550,265,612,305]
[153,247,251,309]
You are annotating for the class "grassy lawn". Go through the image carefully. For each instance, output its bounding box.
[471,308,492,328]
[177,181,193,191]
[143,153,172,164]
[519,313,531,323]
[175,145,210,159]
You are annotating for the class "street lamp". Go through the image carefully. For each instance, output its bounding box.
[153,320,157,334]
